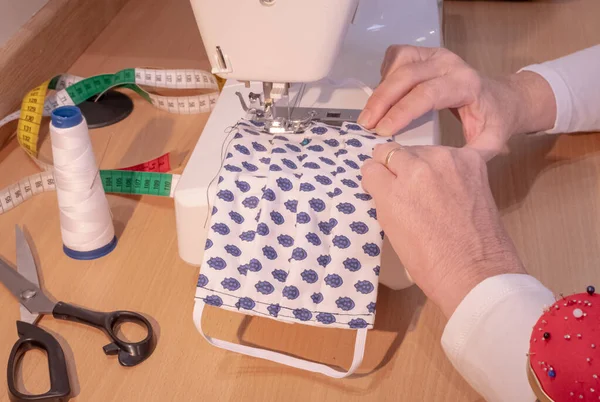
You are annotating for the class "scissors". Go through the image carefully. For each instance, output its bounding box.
[0,225,157,402]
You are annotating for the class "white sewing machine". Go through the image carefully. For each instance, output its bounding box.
[175,0,442,290]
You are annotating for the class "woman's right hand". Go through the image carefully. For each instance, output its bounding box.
[358,45,557,161]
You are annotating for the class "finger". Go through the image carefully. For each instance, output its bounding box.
[380,45,414,78]
[380,53,390,80]
[371,142,416,176]
[374,76,469,136]
[380,45,440,80]
[359,61,444,129]
[360,159,397,200]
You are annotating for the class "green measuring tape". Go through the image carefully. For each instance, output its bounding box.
[0,168,180,215]
[0,67,219,171]
[0,67,218,215]
[99,170,175,197]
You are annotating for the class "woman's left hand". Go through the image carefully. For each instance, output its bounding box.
[360,143,526,317]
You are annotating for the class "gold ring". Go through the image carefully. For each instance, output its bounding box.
[384,146,403,168]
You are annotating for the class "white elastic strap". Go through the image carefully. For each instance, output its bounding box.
[193,302,367,378]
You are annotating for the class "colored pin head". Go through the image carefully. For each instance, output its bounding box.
[528,286,599,401]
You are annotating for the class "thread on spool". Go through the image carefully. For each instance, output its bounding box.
[50,106,117,260]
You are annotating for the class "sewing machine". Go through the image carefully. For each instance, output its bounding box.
[175,0,443,290]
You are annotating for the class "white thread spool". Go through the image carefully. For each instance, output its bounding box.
[50,106,117,260]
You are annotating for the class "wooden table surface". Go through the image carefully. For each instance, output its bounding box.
[0,0,598,401]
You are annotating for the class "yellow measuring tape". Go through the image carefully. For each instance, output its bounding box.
[16,80,50,158]
[0,67,223,214]
[2,68,221,169]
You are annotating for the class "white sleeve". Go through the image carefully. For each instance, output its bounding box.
[440,273,556,402]
[519,44,600,134]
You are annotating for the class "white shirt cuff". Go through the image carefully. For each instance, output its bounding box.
[519,64,572,134]
[518,44,600,134]
[441,273,556,402]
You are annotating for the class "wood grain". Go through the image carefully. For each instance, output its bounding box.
[0,0,599,401]
[442,0,600,295]
[0,0,129,147]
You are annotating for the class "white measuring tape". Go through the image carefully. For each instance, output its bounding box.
[0,165,180,216]
[0,171,57,214]
[1,67,221,169]
[0,67,220,215]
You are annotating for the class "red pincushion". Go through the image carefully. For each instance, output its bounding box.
[529,289,600,401]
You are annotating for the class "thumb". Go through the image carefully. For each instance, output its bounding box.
[360,160,396,200]
[463,130,508,162]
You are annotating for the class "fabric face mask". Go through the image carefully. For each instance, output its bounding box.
[193,119,392,378]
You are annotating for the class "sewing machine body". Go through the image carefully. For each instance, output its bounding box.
[175,0,443,290]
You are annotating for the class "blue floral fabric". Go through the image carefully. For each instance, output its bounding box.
[195,120,392,329]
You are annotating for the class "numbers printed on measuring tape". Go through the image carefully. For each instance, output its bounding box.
[98,171,176,197]
[2,68,218,194]
[0,169,179,214]
[17,79,48,157]
[0,171,56,214]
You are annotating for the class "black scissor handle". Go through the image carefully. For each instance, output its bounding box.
[52,302,156,367]
[7,321,71,402]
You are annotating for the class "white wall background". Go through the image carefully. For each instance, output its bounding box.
[0,0,48,47]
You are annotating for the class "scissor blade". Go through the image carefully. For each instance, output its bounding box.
[19,304,40,324]
[0,259,56,315]
[16,226,41,287]
[15,226,42,324]
[0,228,56,316]
[15,225,40,324]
